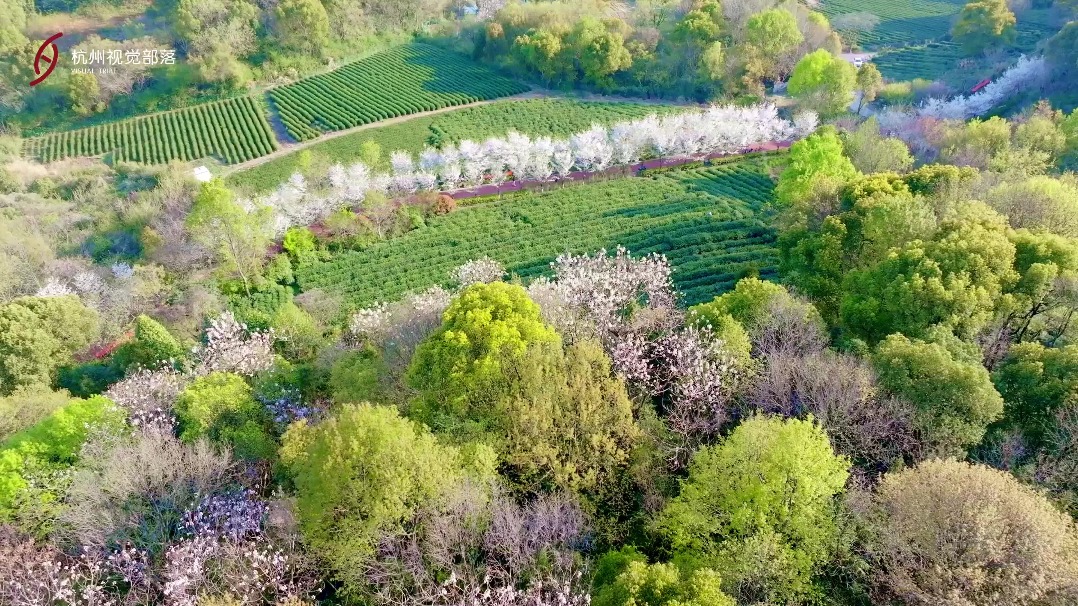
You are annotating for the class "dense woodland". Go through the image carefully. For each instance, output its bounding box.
[2,0,1078,605]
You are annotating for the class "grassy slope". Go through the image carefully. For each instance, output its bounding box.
[227,99,687,193]
[296,156,784,311]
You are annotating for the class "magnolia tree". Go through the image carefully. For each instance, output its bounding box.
[248,104,805,233]
[105,311,275,434]
[528,248,741,460]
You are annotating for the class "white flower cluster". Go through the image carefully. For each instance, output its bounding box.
[106,311,275,432]
[248,104,807,234]
[911,55,1048,121]
[193,311,276,377]
[451,257,506,288]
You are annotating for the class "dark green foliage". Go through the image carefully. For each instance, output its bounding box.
[112,315,187,371]
[24,97,278,165]
[56,362,124,398]
[227,282,294,330]
[330,346,390,404]
[993,343,1078,450]
[298,158,782,310]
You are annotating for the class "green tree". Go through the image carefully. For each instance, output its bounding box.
[408,282,559,417]
[495,340,640,494]
[690,277,824,340]
[742,8,803,84]
[787,50,857,117]
[841,202,1017,342]
[569,19,633,88]
[775,127,859,207]
[592,549,736,606]
[698,41,726,84]
[855,62,883,111]
[872,333,1004,455]
[864,459,1078,606]
[66,72,102,116]
[174,372,275,460]
[514,28,566,85]
[952,0,1017,55]
[282,226,317,265]
[841,117,914,174]
[657,415,849,603]
[274,0,331,56]
[993,343,1078,450]
[113,314,186,371]
[186,179,273,296]
[0,296,100,395]
[279,403,495,595]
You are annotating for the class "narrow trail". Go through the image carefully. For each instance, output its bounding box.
[224,89,700,175]
[224,92,545,174]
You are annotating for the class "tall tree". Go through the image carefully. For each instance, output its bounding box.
[0,296,100,395]
[657,415,849,603]
[952,0,1017,55]
[855,62,883,112]
[408,282,560,418]
[787,49,857,117]
[274,0,331,57]
[185,179,273,296]
[774,126,859,207]
[872,332,1004,455]
[280,403,495,596]
[741,8,803,87]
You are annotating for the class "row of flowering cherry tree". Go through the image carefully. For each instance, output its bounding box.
[243,104,816,234]
[876,55,1049,141]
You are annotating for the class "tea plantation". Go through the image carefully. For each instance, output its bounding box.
[297,156,783,310]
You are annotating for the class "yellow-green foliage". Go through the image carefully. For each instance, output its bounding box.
[657,415,849,602]
[280,403,495,594]
[0,395,125,512]
[592,548,736,606]
[175,372,275,460]
[408,282,560,416]
[496,340,640,493]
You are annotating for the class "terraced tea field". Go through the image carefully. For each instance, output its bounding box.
[297,156,783,310]
[873,42,964,82]
[822,0,966,48]
[23,97,277,164]
[229,99,688,193]
[269,44,530,142]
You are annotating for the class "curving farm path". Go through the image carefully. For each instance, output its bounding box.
[224,90,701,175]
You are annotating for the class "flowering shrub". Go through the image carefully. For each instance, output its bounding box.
[105,367,186,432]
[451,257,505,287]
[919,56,1047,120]
[192,312,276,377]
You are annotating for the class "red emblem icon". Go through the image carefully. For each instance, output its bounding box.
[30,32,64,87]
